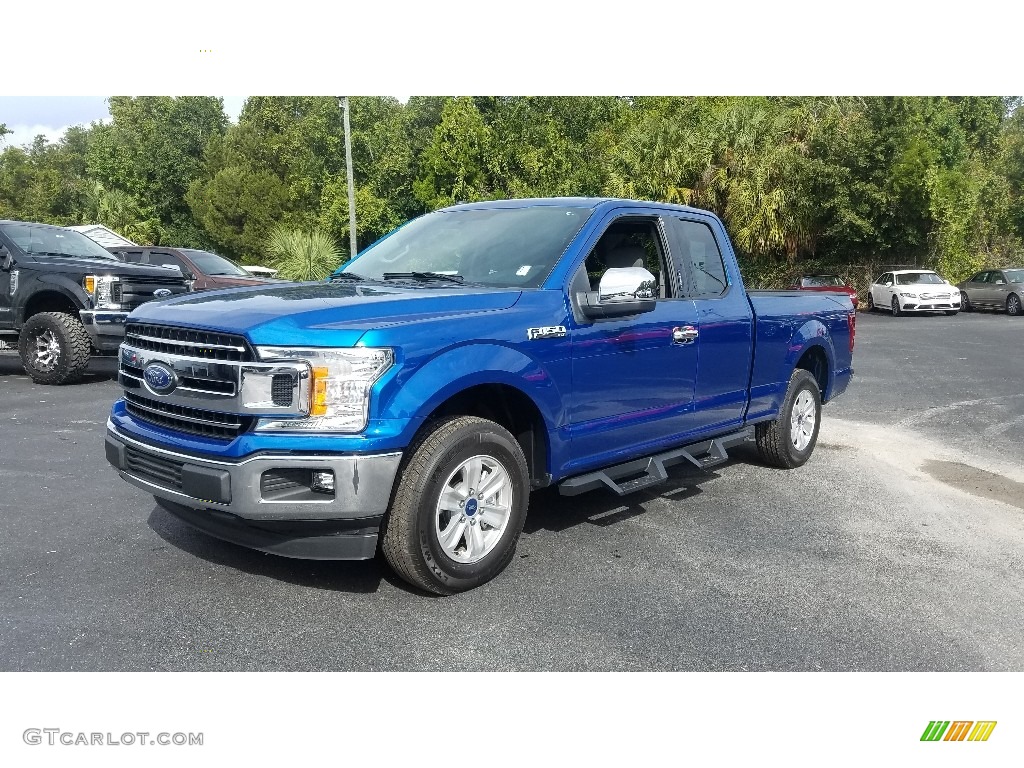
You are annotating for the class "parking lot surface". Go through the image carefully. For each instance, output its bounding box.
[1,309,1023,671]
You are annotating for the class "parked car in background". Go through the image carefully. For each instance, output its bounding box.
[867,270,960,316]
[787,274,859,306]
[240,265,280,278]
[957,268,1024,315]
[107,247,279,292]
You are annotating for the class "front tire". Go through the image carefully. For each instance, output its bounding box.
[867,293,876,311]
[960,293,972,312]
[755,369,822,469]
[891,296,901,316]
[1007,293,1022,316]
[18,311,92,385]
[381,416,530,595]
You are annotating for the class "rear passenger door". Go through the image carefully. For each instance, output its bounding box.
[664,216,754,435]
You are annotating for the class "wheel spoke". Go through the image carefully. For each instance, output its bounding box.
[478,507,507,529]
[439,486,466,512]
[476,467,507,502]
[467,523,485,558]
[440,519,467,551]
[465,457,484,494]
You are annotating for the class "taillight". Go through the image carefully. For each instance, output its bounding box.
[847,310,856,354]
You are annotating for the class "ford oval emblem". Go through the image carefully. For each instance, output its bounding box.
[143,362,177,395]
[153,288,172,298]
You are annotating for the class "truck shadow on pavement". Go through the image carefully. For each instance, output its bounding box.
[522,453,764,534]
[144,444,770,596]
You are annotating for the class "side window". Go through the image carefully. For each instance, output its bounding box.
[881,273,893,285]
[993,271,1006,284]
[581,219,673,299]
[147,252,185,271]
[671,219,729,298]
[971,271,986,283]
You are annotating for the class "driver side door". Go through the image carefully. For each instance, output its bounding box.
[568,212,699,473]
[0,236,16,329]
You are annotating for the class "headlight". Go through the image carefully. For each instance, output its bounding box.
[253,346,393,433]
[83,275,122,308]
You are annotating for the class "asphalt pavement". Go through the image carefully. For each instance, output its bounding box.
[1,308,1023,670]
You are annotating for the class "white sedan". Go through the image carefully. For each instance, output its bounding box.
[866,269,961,316]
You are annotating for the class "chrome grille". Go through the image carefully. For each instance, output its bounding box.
[124,323,252,362]
[124,392,253,440]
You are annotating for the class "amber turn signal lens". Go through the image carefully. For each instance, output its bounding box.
[83,276,96,294]
[309,367,329,416]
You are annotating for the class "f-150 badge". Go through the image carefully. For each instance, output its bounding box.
[527,326,567,340]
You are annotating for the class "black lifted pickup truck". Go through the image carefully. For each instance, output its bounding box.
[0,220,188,384]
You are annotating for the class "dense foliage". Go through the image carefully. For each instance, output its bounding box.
[2,96,1023,286]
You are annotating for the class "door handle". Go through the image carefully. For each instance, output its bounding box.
[672,325,698,345]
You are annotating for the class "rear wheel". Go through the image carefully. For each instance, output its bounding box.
[960,292,972,312]
[1007,294,1022,316]
[18,311,92,385]
[381,416,530,595]
[755,369,822,469]
[891,296,901,316]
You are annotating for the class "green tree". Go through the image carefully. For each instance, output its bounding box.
[266,225,341,281]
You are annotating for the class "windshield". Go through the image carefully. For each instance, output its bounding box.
[1004,269,1024,283]
[179,249,250,276]
[340,206,593,288]
[0,223,117,260]
[896,272,944,285]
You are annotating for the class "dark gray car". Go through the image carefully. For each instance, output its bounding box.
[957,268,1024,315]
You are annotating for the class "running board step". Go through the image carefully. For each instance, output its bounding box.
[559,428,752,497]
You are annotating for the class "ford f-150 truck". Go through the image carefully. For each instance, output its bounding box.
[103,198,854,594]
[0,220,189,384]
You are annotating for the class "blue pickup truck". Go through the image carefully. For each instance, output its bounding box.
[104,198,855,594]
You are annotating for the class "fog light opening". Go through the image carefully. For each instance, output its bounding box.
[312,470,335,494]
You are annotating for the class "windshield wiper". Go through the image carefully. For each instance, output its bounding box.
[329,272,367,282]
[31,250,114,259]
[382,271,466,285]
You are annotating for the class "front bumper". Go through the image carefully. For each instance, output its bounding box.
[896,299,961,312]
[80,309,128,351]
[105,424,403,559]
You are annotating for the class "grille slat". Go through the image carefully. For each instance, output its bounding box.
[124,392,252,440]
[124,323,252,362]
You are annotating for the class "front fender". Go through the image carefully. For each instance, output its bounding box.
[380,342,567,444]
[16,273,89,326]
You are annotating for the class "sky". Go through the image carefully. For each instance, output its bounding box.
[0,95,248,150]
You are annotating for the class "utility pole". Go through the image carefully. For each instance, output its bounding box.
[340,96,357,259]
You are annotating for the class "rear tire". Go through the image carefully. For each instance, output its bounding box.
[960,293,972,312]
[381,416,530,595]
[755,369,822,469]
[18,312,92,385]
[867,293,876,311]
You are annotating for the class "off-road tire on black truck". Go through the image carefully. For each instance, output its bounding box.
[755,369,822,469]
[18,311,92,385]
[381,415,530,595]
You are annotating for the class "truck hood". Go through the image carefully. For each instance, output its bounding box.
[126,280,523,346]
[23,254,185,279]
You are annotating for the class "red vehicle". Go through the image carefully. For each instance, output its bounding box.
[788,274,859,306]
[107,247,279,292]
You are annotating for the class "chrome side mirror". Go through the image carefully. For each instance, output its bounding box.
[0,246,12,271]
[577,267,657,319]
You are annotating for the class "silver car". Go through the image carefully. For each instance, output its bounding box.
[957,268,1024,316]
